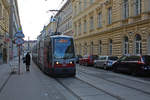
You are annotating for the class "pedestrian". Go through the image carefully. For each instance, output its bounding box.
[25,52,31,71]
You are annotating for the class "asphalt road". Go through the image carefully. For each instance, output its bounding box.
[0,62,150,100]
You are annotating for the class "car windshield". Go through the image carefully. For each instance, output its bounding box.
[108,57,118,60]
[99,56,107,60]
[126,56,141,61]
[77,55,82,58]
[119,56,127,61]
[91,55,98,60]
[54,38,75,59]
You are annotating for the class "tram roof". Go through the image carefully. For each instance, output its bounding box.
[50,35,73,38]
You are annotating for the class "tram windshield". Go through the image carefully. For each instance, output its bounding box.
[54,38,75,59]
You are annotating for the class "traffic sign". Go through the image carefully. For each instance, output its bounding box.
[14,31,25,38]
[15,38,24,45]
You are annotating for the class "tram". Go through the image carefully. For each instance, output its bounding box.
[32,35,76,76]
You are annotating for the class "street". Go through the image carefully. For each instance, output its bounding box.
[0,60,150,100]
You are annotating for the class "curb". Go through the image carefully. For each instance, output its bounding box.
[0,73,11,93]
[0,64,12,93]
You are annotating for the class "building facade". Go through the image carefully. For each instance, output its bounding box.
[0,0,21,64]
[0,0,10,64]
[45,16,57,36]
[9,0,21,59]
[72,0,150,57]
[23,40,37,52]
[55,0,73,36]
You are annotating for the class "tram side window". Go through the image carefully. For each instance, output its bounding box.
[48,41,52,64]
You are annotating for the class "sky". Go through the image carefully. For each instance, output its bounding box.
[17,0,67,40]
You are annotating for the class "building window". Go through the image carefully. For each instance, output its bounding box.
[148,35,150,54]
[99,40,102,55]
[108,7,112,24]
[79,22,81,34]
[0,3,2,18]
[135,34,142,54]
[90,16,94,30]
[134,0,141,16]
[98,12,102,28]
[149,1,150,11]
[109,39,112,55]
[74,5,77,16]
[90,42,93,55]
[123,36,129,55]
[90,0,93,4]
[79,0,82,12]
[79,44,82,55]
[84,20,87,33]
[123,0,129,19]
[74,24,77,35]
[84,0,87,9]
[84,43,87,55]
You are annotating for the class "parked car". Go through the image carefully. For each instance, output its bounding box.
[94,56,118,70]
[112,55,150,75]
[79,55,98,66]
[76,55,82,63]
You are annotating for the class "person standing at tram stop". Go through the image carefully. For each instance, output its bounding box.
[25,52,31,71]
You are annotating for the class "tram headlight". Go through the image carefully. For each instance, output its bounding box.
[69,61,74,64]
[56,61,59,65]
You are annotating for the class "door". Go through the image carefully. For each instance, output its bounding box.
[99,56,107,68]
[3,48,7,63]
[116,56,127,71]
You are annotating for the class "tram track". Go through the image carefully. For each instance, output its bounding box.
[78,65,150,85]
[54,78,83,100]
[78,69,150,96]
[55,77,123,100]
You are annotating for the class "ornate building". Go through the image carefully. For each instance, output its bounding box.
[0,0,10,63]
[9,0,21,60]
[55,0,73,36]
[72,0,150,57]
[0,0,21,64]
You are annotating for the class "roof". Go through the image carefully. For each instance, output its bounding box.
[50,35,73,38]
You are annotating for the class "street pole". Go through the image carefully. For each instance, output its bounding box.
[18,45,21,75]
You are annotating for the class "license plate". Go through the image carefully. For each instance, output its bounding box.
[63,64,66,66]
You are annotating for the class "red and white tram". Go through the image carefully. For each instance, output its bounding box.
[32,35,76,76]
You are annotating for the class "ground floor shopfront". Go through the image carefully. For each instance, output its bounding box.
[74,20,150,57]
[0,37,10,64]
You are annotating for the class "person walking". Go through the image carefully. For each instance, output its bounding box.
[25,52,31,71]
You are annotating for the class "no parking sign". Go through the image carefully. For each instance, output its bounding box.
[15,38,24,45]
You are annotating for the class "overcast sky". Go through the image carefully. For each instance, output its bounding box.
[18,0,67,40]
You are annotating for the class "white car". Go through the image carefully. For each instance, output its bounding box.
[94,56,118,70]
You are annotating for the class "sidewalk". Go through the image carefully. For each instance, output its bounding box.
[0,59,76,100]
[0,57,18,93]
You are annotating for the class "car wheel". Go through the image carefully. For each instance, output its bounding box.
[104,65,107,70]
[85,62,88,66]
[94,63,97,67]
[131,70,137,76]
[113,66,119,73]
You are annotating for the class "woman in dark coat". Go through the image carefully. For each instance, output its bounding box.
[25,52,31,71]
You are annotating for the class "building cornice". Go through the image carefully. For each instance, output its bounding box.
[74,18,150,41]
